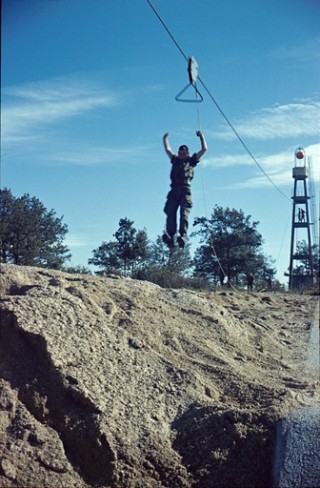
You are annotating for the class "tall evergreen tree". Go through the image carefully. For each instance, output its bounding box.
[150,234,192,274]
[0,188,70,268]
[291,240,319,287]
[193,205,269,285]
[89,218,150,275]
[88,241,121,273]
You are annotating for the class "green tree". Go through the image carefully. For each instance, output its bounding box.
[251,253,277,289]
[150,234,192,274]
[0,188,14,263]
[0,188,70,268]
[89,241,121,273]
[89,218,150,275]
[291,240,319,288]
[133,233,198,288]
[193,205,266,286]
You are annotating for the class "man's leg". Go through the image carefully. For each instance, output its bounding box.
[179,188,192,240]
[163,189,180,246]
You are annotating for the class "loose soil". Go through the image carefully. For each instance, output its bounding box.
[0,264,318,487]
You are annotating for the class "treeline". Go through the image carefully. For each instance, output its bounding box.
[2,188,317,290]
[88,214,279,290]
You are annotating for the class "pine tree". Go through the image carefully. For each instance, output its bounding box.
[193,205,274,286]
[0,188,70,268]
[89,218,150,275]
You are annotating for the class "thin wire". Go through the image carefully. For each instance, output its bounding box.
[195,83,234,288]
[197,76,290,200]
[146,0,188,63]
[146,0,290,201]
[195,87,201,130]
[275,209,291,267]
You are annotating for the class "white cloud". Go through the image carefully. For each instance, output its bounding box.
[1,77,121,143]
[65,234,95,248]
[48,144,154,166]
[212,99,320,141]
[202,153,252,169]
[220,143,320,190]
[1,76,158,167]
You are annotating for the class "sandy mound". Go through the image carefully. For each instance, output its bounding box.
[0,264,318,487]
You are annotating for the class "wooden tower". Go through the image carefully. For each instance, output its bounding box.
[288,147,314,289]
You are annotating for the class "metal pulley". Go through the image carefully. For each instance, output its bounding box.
[175,56,203,103]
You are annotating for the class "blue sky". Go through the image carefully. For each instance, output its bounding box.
[2,0,319,284]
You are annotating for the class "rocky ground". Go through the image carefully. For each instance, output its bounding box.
[0,264,318,488]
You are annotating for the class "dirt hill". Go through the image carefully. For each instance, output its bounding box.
[0,264,318,488]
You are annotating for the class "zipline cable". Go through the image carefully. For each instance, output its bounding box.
[146,0,290,201]
[195,84,235,288]
[146,0,188,63]
[197,76,290,200]
[275,209,291,268]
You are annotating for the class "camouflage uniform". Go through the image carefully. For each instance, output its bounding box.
[164,154,199,237]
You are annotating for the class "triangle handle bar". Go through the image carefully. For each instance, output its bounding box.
[175,82,203,103]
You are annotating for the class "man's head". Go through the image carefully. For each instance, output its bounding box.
[178,145,189,157]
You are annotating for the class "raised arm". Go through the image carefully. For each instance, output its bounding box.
[163,133,175,159]
[195,130,207,159]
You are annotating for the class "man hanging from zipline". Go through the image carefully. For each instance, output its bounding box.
[162,130,207,249]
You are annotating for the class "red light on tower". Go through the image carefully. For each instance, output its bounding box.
[295,147,305,160]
